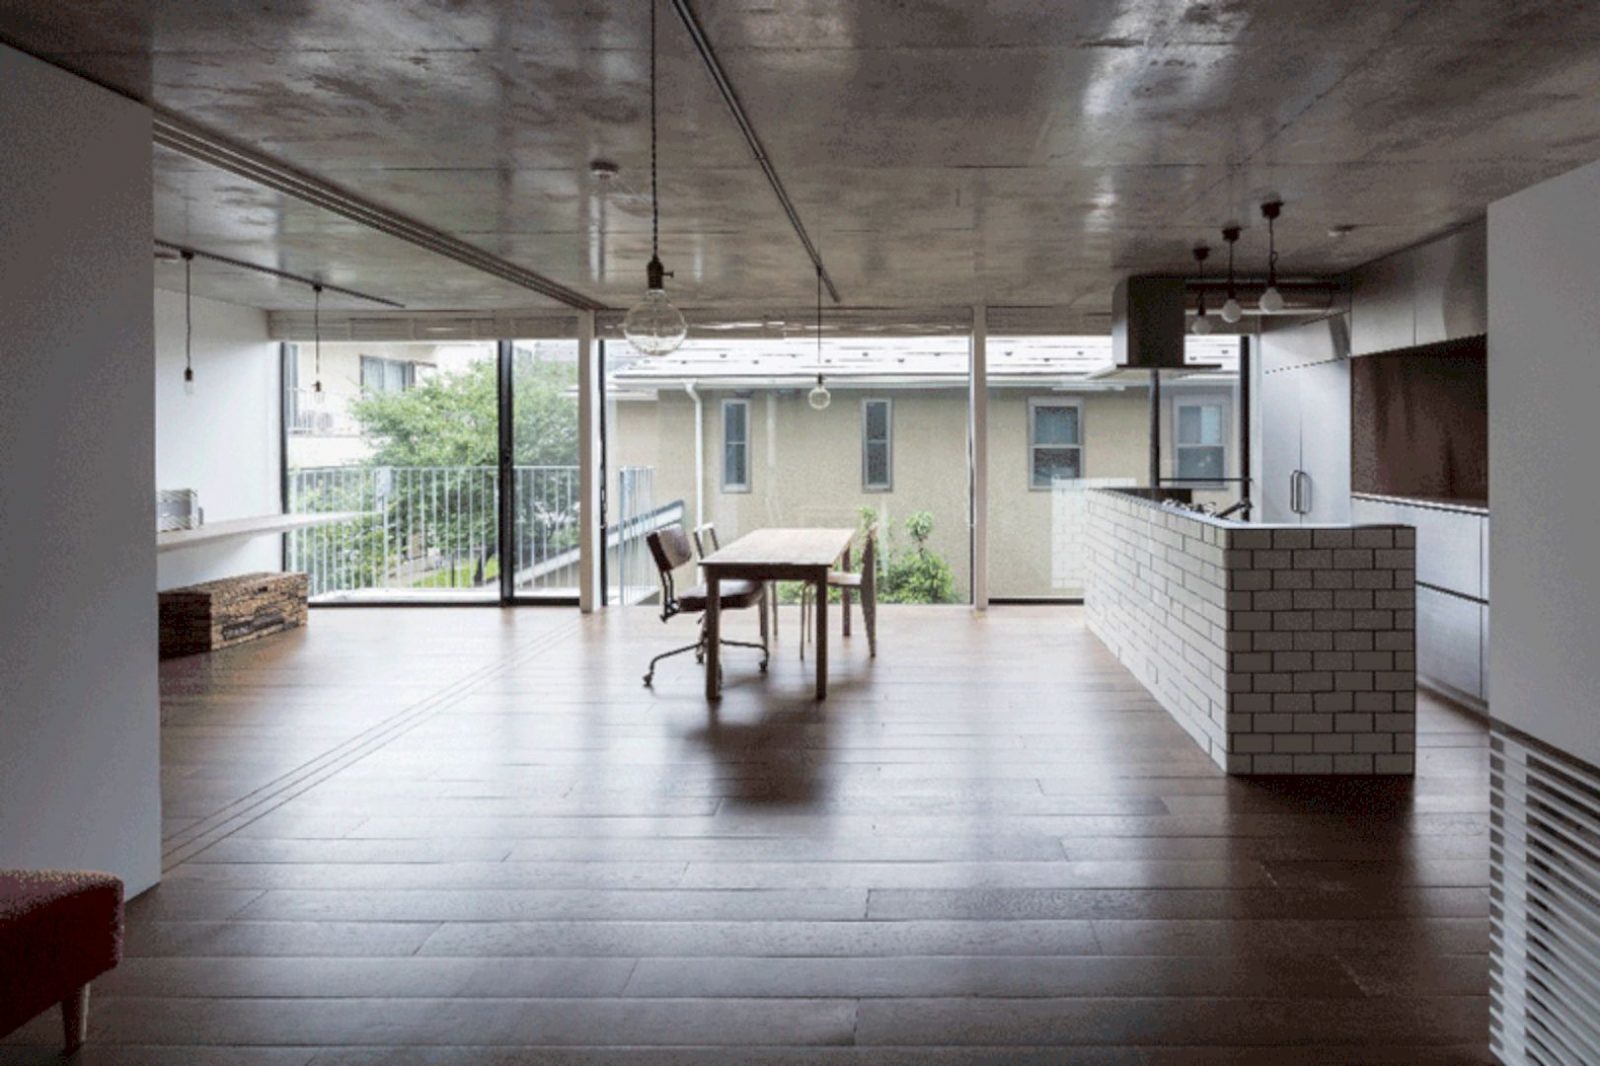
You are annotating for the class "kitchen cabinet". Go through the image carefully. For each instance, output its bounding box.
[1351,251,1416,356]
[1413,221,1487,346]
[1257,319,1351,524]
[1417,586,1484,701]
[1353,494,1489,706]
[1350,219,1487,355]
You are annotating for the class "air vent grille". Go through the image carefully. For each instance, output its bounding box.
[1490,722,1600,1065]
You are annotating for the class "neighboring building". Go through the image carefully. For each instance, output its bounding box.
[608,336,1242,598]
[284,340,465,467]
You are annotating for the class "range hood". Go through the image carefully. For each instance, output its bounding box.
[1089,275,1221,381]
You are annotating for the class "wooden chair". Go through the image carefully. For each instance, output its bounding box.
[801,525,878,659]
[643,525,768,687]
[694,522,778,643]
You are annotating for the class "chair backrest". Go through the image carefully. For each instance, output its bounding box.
[860,524,878,596]
[692,523,721,559]
[647,524,694,574]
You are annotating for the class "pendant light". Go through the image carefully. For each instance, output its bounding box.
[1258,200,1285,313]
[1190,244,1213,336]
[182,250,197,394]
[807,263,831,410]
[1219,226,1242,324]
[312,283,325,405]
[622,0,688,357]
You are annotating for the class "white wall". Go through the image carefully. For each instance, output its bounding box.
[1488,158,1600,768]
[156,289,283,590]
[0,46,160,893]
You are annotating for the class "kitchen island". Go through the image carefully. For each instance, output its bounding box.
[1086,487,1417,775]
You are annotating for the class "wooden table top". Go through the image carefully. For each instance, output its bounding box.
[701,527,855,570]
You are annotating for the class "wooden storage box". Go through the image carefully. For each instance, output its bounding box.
[159,572,308,659]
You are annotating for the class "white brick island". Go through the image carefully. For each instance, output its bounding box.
[1086,488,1417,775]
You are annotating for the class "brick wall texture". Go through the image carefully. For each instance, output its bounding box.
[1086,490,1417,775]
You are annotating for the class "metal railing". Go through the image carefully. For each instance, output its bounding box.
[287,464,671,602]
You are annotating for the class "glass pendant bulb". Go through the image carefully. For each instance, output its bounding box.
[1220,297,1243,324]
[1191,311,1214,335]
[808,373,831,411]
[624,257,687,357]
[183,366,196,395]
[1258,285,1285,314]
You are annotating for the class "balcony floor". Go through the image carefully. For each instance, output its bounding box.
[5,606,1490,1063]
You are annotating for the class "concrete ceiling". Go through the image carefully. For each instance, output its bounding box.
[6,0,1600,317]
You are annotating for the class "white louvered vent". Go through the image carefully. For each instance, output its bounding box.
[347,317,418,342]
[1490,723,1600,1066]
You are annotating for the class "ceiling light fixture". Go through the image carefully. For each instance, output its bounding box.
[808,264,831,410]
[312,282,325,404]
[1259,200,1285,314]
[622,0,688,357]
[1190,244,1213,336]
[1220,226,1242,324]
[182,250,197,395]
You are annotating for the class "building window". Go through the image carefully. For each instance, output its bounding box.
[360,355,414,395]
[722,398,749,492]
[862,398,892,491]
[1176,400,1227,483]
[1029,399,1082,489]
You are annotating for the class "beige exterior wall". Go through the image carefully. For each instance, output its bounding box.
[611,381,1240,600]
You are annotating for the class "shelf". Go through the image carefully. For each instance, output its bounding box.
[157,512,368,554]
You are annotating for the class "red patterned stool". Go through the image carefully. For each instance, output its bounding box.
[0,870,124,1053]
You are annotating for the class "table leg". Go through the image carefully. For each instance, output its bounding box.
[815,573,828,700]
[705,575,721,701]
[841,545,852,637]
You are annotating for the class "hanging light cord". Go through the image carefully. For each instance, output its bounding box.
[816,263,823,378]
[183,251,194,378]
[1266,212,1279,287]
[1225,231,1236,299]
[650,0,659,262]
[313,283,323,391]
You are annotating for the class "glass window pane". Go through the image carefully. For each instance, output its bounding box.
[1178,445,1224,480]
[725,442,747,487]
[1032,446,1081,487]
[1201,404,1222,444]
[725,401,746,440]
[1178,405,1201,444]
[866,441,889,487]
[865,400,889,440]
[1034,405,1078,445]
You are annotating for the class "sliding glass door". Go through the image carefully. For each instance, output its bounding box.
[284,339,504,603]
[508,338,581,601]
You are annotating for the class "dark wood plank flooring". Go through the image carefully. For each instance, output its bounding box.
[2,605,1491,1063]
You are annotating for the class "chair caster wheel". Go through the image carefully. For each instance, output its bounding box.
[642,675,653,688]
[759,660,769,673]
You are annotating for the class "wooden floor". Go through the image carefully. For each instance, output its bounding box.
[3,605,1492,1063]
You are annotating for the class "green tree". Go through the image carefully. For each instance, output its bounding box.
[880,509,956,604]
[312,354,580,590]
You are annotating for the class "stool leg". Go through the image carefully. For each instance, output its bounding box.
[62,984,89,1053]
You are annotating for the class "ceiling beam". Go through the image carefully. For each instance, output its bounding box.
[668,0,841,304]
[152,113,607,312]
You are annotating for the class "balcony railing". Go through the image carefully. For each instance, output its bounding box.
[286,465,667,602]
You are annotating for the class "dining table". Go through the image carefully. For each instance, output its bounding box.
[698,527,856,700]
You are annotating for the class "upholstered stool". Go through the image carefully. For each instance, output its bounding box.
[0,870,124,1053]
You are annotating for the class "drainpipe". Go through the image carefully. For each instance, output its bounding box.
[684,381,704,530]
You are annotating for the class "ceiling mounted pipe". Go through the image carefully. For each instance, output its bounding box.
[668,0,841,304]
[152,114,604,311]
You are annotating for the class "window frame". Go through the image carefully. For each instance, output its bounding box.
[721,397,751,493]
[360,354,415,395]
[861,397,894,492]
[1172,395,1230,487]
[1027,397,1084,491]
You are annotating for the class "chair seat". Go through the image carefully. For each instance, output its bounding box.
[826,571,863,588]
[678,579,763,612]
